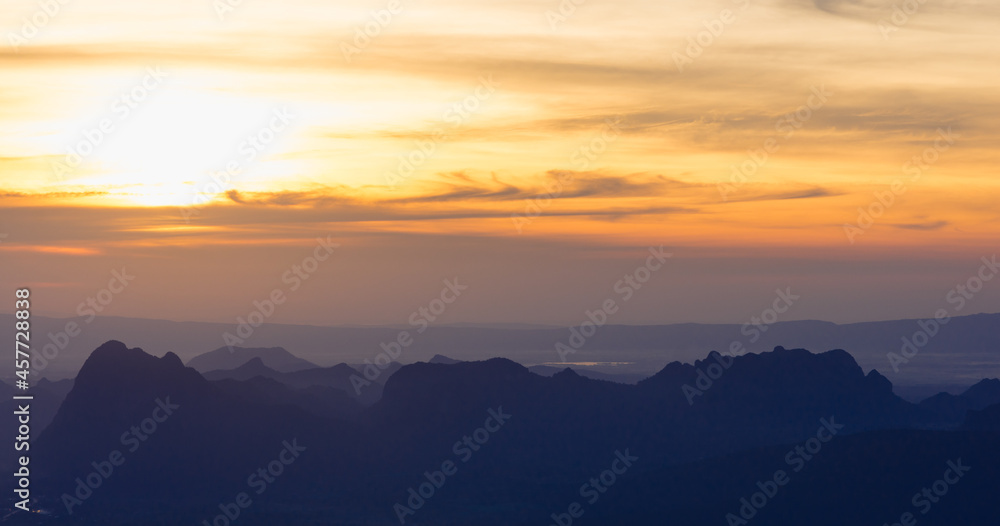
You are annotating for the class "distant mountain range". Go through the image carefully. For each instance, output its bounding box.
[6,340,999,524]
[5,313,999,399]
[202,354,384,406]
[187,346,318,373]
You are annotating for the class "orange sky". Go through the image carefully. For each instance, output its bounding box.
[1,0,998,325]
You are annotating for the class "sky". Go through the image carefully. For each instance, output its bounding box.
[1,0,998,326]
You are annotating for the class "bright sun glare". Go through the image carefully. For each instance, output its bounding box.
[76,86,278,207]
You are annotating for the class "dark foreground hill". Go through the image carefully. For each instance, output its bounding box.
[9,341,998,525]
[917,378,1000,423]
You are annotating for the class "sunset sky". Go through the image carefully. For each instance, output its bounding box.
[1,0,998,326]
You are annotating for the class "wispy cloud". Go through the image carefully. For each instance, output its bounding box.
[891,220,949,230]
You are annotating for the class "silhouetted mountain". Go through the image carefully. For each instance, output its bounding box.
[636,347,922,437]
[428,354,462,364]
[31,341,330,522]
[202,357,366,414]
[9,312,1000,390]
[204,358,383,405]
[202,356,282,381]
[919,378,1000,427]
[186,346,317,373]
[23,378,74,433]
[528,364,648,384]
[21,341,998,525]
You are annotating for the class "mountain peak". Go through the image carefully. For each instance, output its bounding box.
[552,367,580,379]
[240,356,268,368]
[162,351,184,369]
[864,369,893,395]
[79,340,188,382]
[641,346,902,414]
[88,339,130,359]
[203,355,282,382]
[964,378,1000,398]
[381,357,530,403]
[55,341,208,433]
[186,345,317,373]
[428,354,462,365]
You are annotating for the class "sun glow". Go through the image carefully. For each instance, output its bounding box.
[69,83,283,206]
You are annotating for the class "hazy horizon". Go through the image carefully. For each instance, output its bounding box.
[6,309,1000,328]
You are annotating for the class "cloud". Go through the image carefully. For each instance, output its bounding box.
[219,171,706,208]
[891,220,949,230]
[0,190,111,199]
[799,0,1000,29]
[385,172,523,204]
[0,245,102,256]
[724,186,841,203]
